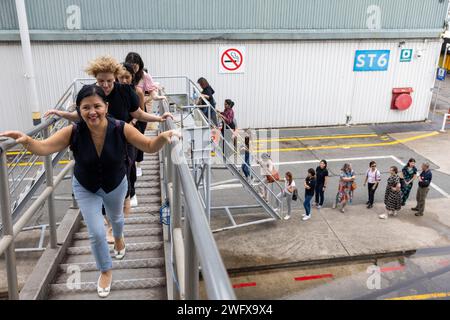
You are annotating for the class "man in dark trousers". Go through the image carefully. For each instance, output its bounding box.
[412,163,432,217]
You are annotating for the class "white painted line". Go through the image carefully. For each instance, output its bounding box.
[257,155,392,167]
[390,155,450,199]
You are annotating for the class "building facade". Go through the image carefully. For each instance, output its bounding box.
[0,0,448,131]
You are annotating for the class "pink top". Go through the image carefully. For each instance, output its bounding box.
[136,72,157,93]
[221,108,234,125]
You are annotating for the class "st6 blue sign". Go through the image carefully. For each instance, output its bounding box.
[354,50,390,72]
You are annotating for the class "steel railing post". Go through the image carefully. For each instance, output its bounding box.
[68,149,77,209]
[0,150,19,300]
[184,208,199,300]
[43,127,57,249]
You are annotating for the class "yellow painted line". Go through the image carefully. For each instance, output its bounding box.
[255,133,378,143]
[255,131,439,153]
[6,151,32,155]
[386,292,450,300]
[7,160,70,167]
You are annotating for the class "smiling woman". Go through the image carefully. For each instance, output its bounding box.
[0,84,178,298]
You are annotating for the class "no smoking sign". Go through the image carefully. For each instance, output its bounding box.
[219,47,246,74]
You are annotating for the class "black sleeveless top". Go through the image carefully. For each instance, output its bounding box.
[71,117,128,193]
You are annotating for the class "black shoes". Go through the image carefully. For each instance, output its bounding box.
[411,207,419,212]
[415,212,424,217]
[367,204,373,209]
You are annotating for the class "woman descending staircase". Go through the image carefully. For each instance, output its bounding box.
[47,130,167,300]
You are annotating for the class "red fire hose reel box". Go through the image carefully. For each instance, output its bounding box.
[391,87,413,111]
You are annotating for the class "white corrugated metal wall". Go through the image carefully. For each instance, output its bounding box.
[0,39,441,132]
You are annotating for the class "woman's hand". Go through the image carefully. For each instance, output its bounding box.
[161,112,173,121]
[0,131,30,146]
[160,129,182,144]
[44,109,61,118]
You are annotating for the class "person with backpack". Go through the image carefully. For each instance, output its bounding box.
[256,153,278,202]
[363,161,381,209]
[1,84,178,298]
[302,169,316,221]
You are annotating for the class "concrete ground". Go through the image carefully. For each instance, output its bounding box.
[390,131,450,175]
[214,199,450,270]
[208,117,450,299]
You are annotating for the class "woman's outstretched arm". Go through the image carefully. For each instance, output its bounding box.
[123,123,179,154]
[0,126,72,156]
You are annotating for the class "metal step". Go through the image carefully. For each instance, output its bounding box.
[130,206,160,214]
[63,249,165,264]
[54,267,165,284]
[80,216,160,227]
[49,277,166,295]
[135,188,160,196]
[48,288,166,300]
[78,223,160,234]
[72,235,162,248]
[59,258,165,272]
[134,182,161,189]
[134,196,162,204]
[73,228,162,240]
[66,242,163,255]
[136,175,160,182]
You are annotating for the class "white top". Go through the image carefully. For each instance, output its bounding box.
[259,159,274,176]
[366,168,381,184]
[285,180,296,193]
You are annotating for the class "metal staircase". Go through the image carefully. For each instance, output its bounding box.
[165,77,286,229]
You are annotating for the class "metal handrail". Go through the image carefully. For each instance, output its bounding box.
[159,99,236,300]
[0,79,80,300]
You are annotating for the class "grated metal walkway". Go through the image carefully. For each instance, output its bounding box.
[46,130,167,300]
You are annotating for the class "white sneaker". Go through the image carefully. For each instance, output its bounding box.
[136,167,143,177]
[302,215,311,221]
[130,195,138,208]
[284,214,291,220]
[379,214,388,219]
[317,205,322,209]
[393,211,398,217]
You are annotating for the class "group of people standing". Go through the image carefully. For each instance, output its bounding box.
[1,53,178,298]
[261,157,433,222]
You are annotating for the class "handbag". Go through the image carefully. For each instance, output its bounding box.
[292,188,298,201]
[272,170,280,181]
[351,181,357,191]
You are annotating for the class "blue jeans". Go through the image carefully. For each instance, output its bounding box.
[72,176,128,272]
[303,195,313,216]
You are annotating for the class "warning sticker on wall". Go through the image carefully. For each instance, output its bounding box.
[219,47,245,74]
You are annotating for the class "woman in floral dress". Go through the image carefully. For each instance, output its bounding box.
[379,166,403,219]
